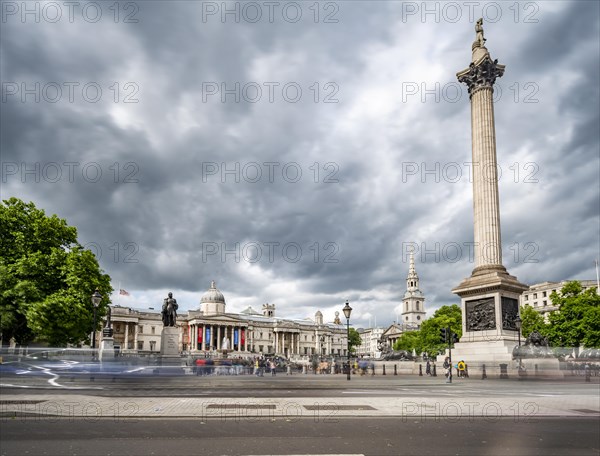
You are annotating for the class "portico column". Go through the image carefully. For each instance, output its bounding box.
[133,324,138,352]
[217,326,221,350]
[124,323,129,350]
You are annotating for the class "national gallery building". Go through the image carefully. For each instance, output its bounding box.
[108,281,349,359]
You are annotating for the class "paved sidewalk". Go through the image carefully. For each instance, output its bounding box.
[2,374,599,420]
[1,393,599,420]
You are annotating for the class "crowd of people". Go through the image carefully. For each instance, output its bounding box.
[426,358,469,378]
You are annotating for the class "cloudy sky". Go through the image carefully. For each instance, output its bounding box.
[2,1,599,328]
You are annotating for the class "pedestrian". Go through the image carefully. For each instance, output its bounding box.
[270,360,276,376]
[426,360,431,376]
[458,360,466,378]
[443,357,451,379]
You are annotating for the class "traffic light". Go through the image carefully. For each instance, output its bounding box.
[452,332,459,344]
[439,327,447,343]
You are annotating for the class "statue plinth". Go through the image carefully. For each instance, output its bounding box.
[159,326,181,366]
[99,331,115,361]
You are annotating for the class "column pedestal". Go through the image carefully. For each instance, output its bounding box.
[160,326,181,366]
[99,328,116,361]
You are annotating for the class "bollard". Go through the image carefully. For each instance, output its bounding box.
[432,364,437,377]
[382,365,386,375]
[482,364,487,380]
[371,364,375,376]
[394,364,398,376]
[419,364,423,376]
[535,364,539,376]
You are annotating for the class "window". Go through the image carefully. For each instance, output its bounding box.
[543,291,547,297]
[417,316,421,320]
[406,316,409,321]
[416,302,419,311]
[151,326,155,334]
[533,293,537,299]
[137,341,144,350]
[543,301,547,306]
[304,335,307,341]
[149,341,156,351]
[524,295,529,301]
[138,325,143,333]
[534,302,538,307]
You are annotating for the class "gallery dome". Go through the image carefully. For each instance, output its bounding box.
[201,281,225,304]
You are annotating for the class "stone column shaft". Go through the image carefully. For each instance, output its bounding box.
[471,87,502,269]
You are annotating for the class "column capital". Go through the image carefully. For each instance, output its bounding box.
[457,56,505,97]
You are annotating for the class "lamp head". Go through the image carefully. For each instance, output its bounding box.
[342,301,352,320]
[91,289,102,308]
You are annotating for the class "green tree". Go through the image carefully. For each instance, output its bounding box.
[519,304,548,338]
[393,330,421,353]
[546,281,600,348]
[391,305,462,356]
[0,198,112,346]
[348,327,361,353]
[418,304,462,355]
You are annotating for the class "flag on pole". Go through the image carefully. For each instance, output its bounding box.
[119,289,130,296]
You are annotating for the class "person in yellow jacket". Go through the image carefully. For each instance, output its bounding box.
[457,360,466,378]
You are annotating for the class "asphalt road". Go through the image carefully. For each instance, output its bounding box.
[2,416,599,456]
[2,371,598,397]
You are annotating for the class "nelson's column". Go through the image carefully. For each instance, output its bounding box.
[450,19,528,368]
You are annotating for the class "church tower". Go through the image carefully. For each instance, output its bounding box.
[402,252,426,327]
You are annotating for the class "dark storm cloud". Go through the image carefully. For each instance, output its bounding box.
[1,1,598,326]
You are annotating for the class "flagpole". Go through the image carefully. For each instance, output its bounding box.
[595,260,599,294]
[118,282,121,306]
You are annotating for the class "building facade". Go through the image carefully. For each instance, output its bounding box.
[356,327,384,358]
[108,281,349,359]
[520,280,598,318]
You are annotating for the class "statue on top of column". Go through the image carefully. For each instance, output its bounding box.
[474,18,486,47]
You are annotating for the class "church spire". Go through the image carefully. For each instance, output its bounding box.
[402,251,426,328]
[406,251,419,291]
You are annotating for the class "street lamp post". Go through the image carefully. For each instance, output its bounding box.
[342,300,352,381]
[91,289,102,350]
[515,315,523,375]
